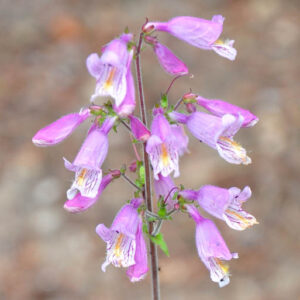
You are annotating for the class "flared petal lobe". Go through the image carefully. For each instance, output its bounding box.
[32,108,90,147]
[153,42,188,75]
[196,96,258,127]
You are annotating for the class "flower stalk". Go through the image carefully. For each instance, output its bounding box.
[135,30,160,300]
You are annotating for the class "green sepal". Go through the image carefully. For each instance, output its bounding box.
[160,94,168,109]
[150,233,169,257]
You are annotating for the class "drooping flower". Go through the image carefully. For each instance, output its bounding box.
[64,116,116,199]
[152,41,188,76]
[96,198,148,281]
[129,115,151,142]
[186,204,238,287]
[32,108,90,147]
[64,171,119,213]
[169,111,251,165]
[154,174,177,211]
[146,108,188,179]
[86,33,134,106]
[196,95,258,127]
[181,185,258,230]
[144,15,236,60]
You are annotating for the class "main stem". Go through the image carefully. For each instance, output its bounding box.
[135,31,160,300]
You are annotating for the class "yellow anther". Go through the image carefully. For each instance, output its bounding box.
[77,168,87,186]
[215,258,229,274]
[114,234,124,258]
[103,67,117,91]
[161,143,170,166]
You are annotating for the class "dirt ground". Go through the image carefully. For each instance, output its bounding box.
[0,0,299,299]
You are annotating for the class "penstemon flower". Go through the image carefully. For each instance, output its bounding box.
[32,108,90,146]
[181,185,258,230]
[144,15,237,60]
[96,198,147,278]
[186,204,238,287]
[64,116,116,199]
[169,111,251,165]
[87,33,134,106]
[32,15,258,296]
[146,108,188,179]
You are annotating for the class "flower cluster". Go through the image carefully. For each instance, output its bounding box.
[32,15,258,289]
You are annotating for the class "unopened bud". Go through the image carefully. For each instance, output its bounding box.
[110,169,121,178]
[129,160,137,172]
[185,103,196,113]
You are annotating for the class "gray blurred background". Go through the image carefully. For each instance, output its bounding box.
[0,0,299,299]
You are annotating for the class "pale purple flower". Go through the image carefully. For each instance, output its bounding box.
[169,111,251,165]
[32,108,90,147]
[181,186,258,230]
[96,198,147,279]
[153,42,188,76]
[64,117,116,199]
[64,172,115,213]
[146,109,187,179]
[144,15,236,60]
[186,204,238,287]
[154,174,177,211]
[86,33,134,106]
[129,115,151,142]
[197,95,258,127]
[126,217,148,282]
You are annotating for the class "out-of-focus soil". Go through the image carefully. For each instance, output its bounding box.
[0,0,299,299]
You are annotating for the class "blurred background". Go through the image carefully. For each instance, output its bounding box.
[0,0,299,299]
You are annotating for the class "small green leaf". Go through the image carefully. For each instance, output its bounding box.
[160,94,168,109]
[142,223,149,234]
[150,233,169,257]
[139,165,145,185]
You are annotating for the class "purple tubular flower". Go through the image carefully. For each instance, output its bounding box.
[153,42,188,76]
[126,217,148,282]
[182,186,258,230]
[146,109,185,179]
[64,116,116,199]
[154,174,177,211]
[169,111,251,165]
[196,95,258,127]
[64,173,114,213]
[145,15,236,60]
[129,115,151,142]
[186,204,238,287]
[96,198,146,275]
[32,108,90,147]
[86,33,133,106]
